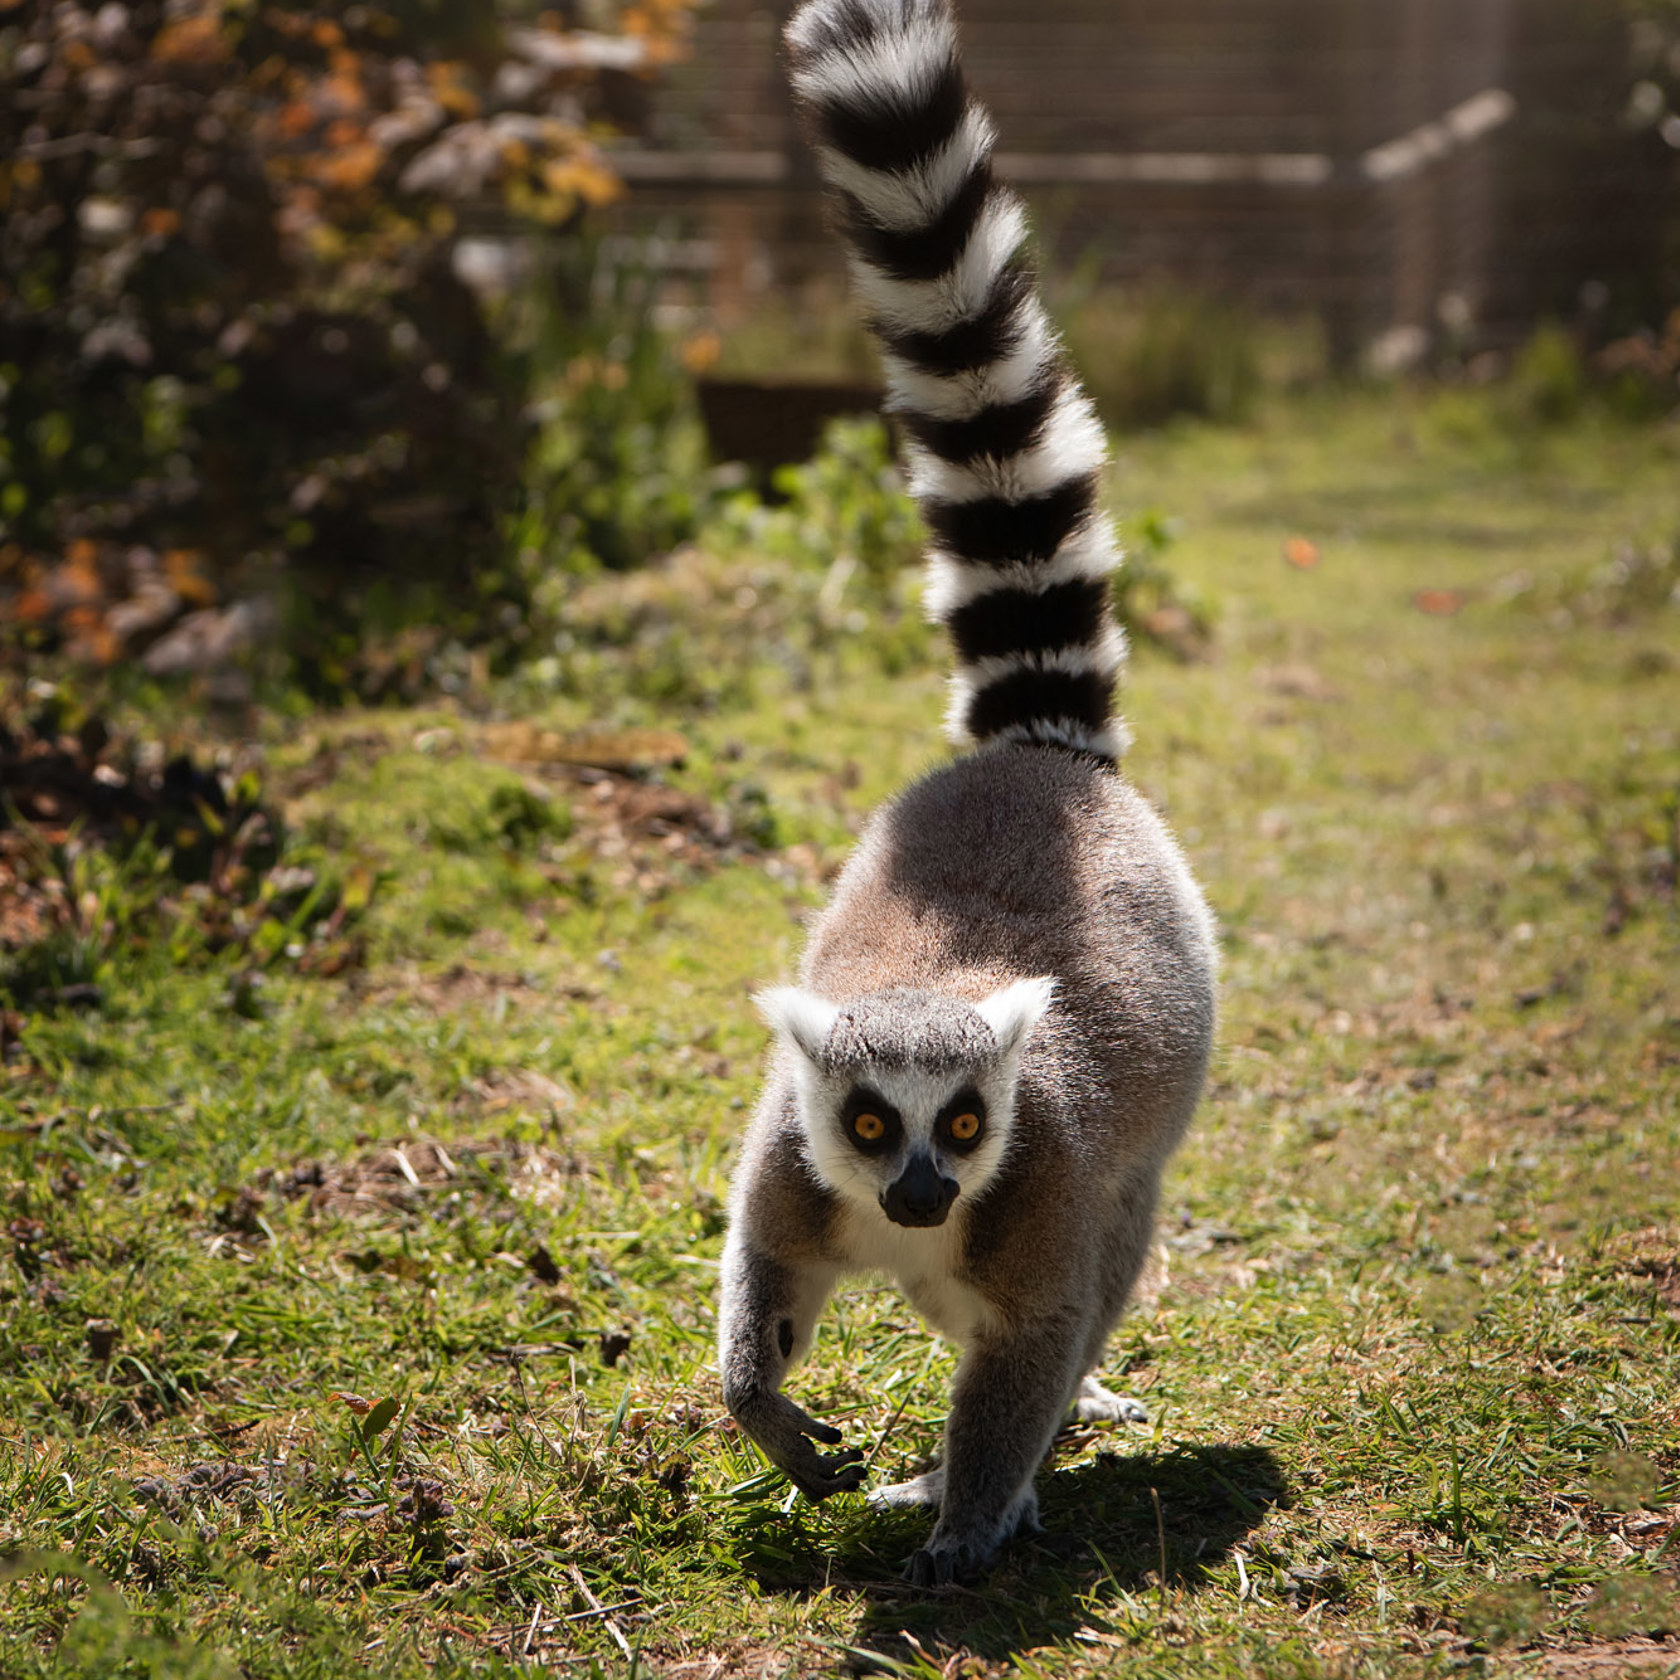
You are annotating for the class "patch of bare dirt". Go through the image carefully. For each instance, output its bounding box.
[1608,1227,1680,1314]
[575,768,739,892]
[235,1133,583,1220]
[133,1457,455,1527]
[1513,1640,1680,1678]
[372,963,552,1013]
[1258,663,1340,702]
[480,721,689,774]
[453,1068,576,1120]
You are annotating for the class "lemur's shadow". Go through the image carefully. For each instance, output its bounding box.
[735,1440,1285,1665]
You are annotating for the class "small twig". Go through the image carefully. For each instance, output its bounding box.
[861,1383,918,1477]
[511,1363,573,1471]
[564,1599,639,1624]
[1150,1486,1169,1600]
[568,1564,632,1662]
[520,1601,543,1658]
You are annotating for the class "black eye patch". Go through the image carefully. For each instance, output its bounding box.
[936,1088,987,1153]
[841,1089,902,1155]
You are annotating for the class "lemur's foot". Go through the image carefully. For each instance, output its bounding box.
[868,1465,943,1509]
[902,1487,1039,1587]
[1070,1376,1149,1426]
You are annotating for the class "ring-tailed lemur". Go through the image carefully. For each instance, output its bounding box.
[717,0,1218,1586]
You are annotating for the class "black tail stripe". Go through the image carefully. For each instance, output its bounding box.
[878,264,1035,376]
[924,480,1095,566]
[964,666,1113,740]
[800,0,886,51]
[947,578,1111,663]
[898,375,1062,464]
[842,161,992,283]
[808,57,967,173]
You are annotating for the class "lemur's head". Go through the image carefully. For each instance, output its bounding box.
[757,980,1054,1229]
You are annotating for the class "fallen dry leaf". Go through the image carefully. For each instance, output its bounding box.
[1413,589,1466,616]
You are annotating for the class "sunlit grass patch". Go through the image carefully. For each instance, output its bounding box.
[2,388,1678,1677]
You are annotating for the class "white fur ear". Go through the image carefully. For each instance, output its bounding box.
[754,987,841,1064]
[975,976,1056,1060]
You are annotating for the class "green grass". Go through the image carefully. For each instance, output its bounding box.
[2,387,1678,1678]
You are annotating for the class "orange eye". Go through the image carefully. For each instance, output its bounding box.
[853,1112,885,1142]
[949,1112,981,1142]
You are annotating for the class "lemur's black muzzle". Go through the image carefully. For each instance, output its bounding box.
[881,1152,959,1228]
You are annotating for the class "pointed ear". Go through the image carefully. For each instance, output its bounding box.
[975,976,1056,1060]
[755,987,841,1065]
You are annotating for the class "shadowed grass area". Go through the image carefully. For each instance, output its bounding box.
[1,387,1677,1678]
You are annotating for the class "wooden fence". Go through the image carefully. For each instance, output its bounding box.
[603,0,1668,361]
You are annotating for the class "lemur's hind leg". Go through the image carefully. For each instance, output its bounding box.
[869,1465,944,1510]
[875,1373,1145,1520]
[1070,1375,1149,1426]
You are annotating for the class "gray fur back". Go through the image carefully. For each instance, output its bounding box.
[801,744,1216,1315]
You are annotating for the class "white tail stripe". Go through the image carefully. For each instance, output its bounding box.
[879,300,1057,420]
[989,716,1133,759]
[811,106,994,233]
[957,627,1127,694]
[846,194,1028,337]
[921,520,1120,618]
[787,13,958,114]
[907,387,1107,507]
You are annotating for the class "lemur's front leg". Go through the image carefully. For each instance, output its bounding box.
[718,1238,860,1500]
[907,1324,1085,1586]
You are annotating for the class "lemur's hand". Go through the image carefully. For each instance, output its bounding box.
[739,1391,864,1501]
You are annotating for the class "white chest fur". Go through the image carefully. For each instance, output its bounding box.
[835,1203,994,1345]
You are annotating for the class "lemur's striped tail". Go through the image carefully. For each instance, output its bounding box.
[786,0,1128,762]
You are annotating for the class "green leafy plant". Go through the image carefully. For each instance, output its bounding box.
[1508,324,1587,426]
[512,248,716,580]
[714,416,926,589]
[1115,510,1218,660]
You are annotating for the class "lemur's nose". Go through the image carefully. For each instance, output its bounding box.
[881,1152,959,1228]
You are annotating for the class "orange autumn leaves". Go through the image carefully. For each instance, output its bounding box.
[6,543,216,667]
[1285,535,1468,616]
[127,2,694,266]
[251,8,670,258]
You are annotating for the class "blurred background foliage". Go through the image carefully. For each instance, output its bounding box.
[2,0,1679,712]
[0,0,692,699]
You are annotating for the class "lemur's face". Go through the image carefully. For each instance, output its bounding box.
[757,980,1054,1228]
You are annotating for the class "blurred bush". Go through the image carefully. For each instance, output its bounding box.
[1509,323,1588,425]
[1055,286,1262,431]
[1505,315,1680,426]
[0,0,692,696]
[1593,306,1680,418]
[512,247,716,580]
[705,416,925,595]
[1113,509,1216,662]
